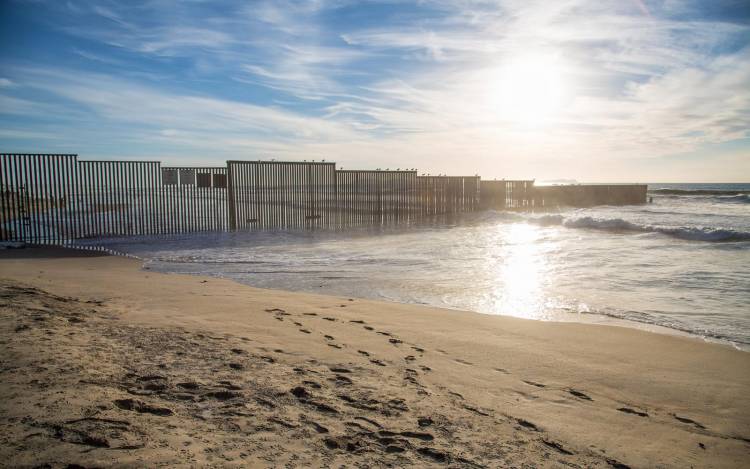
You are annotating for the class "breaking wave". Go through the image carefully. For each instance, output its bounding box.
[650,189,750,204]
[649,189,750,196]
[488,212,750,242]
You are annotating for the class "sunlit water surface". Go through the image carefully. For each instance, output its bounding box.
[85,184,750,350]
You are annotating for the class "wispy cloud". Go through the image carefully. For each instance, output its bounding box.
[0,0,748,180]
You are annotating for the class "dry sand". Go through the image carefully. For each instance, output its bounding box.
[0,247,748,468]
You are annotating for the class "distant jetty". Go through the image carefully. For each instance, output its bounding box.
[480,181,647,210]
[2,153,645,245]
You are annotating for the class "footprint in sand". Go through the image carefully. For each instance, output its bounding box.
[417,447,448,463]
[417,417,433,427]
[462,403,491,416]
[268,416,298,429]
[542,439,574,455]
[354,416,382,428]
[306,420,329,433]
[516,418,541,431]
[522,380,546,388]
[568,389,592,401]
[218,380,242,390]
[672,414,705,429]
[177,382,200,390]
[114,399,173,416]
[618,407,648,417]
[333,375,353,385]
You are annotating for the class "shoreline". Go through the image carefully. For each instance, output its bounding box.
[138,254,746,353]
[58,209,750,352]
[1,246,749,467]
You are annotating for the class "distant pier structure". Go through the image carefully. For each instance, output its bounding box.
[479,180,647,210]
[1,153,645,246]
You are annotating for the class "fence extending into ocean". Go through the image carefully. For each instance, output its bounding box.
[0,154,646,245]
[0,154,485,244]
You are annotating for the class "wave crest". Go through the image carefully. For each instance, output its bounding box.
[649,189,750,196]
[490,212,750,242]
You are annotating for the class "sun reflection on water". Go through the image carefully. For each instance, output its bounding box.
[491,223,549,319]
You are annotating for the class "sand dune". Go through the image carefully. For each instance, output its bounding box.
[0,248,748,468]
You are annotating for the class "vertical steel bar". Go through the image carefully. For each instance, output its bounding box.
[2,154,12,240]
[0,155,10,241]
[53,155,65,243]
[10,155,21,240]
[227,163,236,231]
[236,163,244,230]
[36,155,44,241]
[29,155,39,243]
[46,155,58,243]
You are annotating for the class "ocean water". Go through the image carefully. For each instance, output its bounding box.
[85,183,750,350]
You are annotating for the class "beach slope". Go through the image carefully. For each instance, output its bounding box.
[1,248,748,468]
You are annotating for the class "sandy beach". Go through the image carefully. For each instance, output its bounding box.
[0,247,748,468]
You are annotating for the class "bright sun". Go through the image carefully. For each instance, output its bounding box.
[490,54,567,126]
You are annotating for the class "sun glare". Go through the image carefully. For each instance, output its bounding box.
[490,53,567,126]
[491,223,547,320]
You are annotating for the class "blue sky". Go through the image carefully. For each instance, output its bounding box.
[1,0,748,181]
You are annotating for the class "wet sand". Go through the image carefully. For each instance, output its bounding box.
[0,247,748,468]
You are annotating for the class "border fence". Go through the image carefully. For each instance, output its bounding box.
[1,154,646,246]
[479,180,535,210]
[1,154,488,245]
